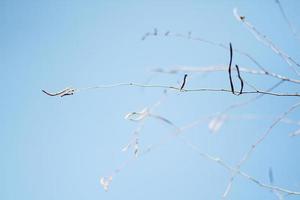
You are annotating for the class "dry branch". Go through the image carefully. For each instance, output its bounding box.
[233,8,300,75]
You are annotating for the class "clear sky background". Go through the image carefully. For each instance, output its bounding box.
[1,0,300,199]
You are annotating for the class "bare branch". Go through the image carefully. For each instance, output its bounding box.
[152,65,300,84]
[233,8,300,75]
[142,29,274,73]
[275,0,299,40]
[102,111,300,196]
[70,83,300,97]
[222,101,300,198]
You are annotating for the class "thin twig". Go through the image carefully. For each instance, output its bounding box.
[228,43,235,94]
[227,43,244,95]
[142,29,279,75]
[180,74,188,91]
[207,80,284,135]
[73,83,300,97]
[152,65,300,84]
[233,8,300,75]
[177,134,300,196]
[222,101,300,198]
[103,110,300,196]
[275,0,299,41]
[223,80,285,113]
[235,65,244,94]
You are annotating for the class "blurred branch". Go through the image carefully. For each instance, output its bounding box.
[275,0,299,41]
[142,28,273,74]
[152,65,300,84]
[289,128,300,137]
[222,101,300,198]
[233,8,300,75]
[100,99,300,197]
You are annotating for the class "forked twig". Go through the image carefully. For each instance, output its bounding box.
[228,43,244,95]
[222,101,300,198]
[101,107,300,196]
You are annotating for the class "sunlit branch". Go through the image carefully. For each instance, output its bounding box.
[142,28,277,74]
[152,66,300,84]
[233,8,300,75]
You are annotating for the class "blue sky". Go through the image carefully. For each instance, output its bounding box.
[1,0,300,199]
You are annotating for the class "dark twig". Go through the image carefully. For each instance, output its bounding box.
[228,44,244,95]
[42,87,76,97]
[228,43,235,94]
[180,74,188,91]
[235,64,244,95]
